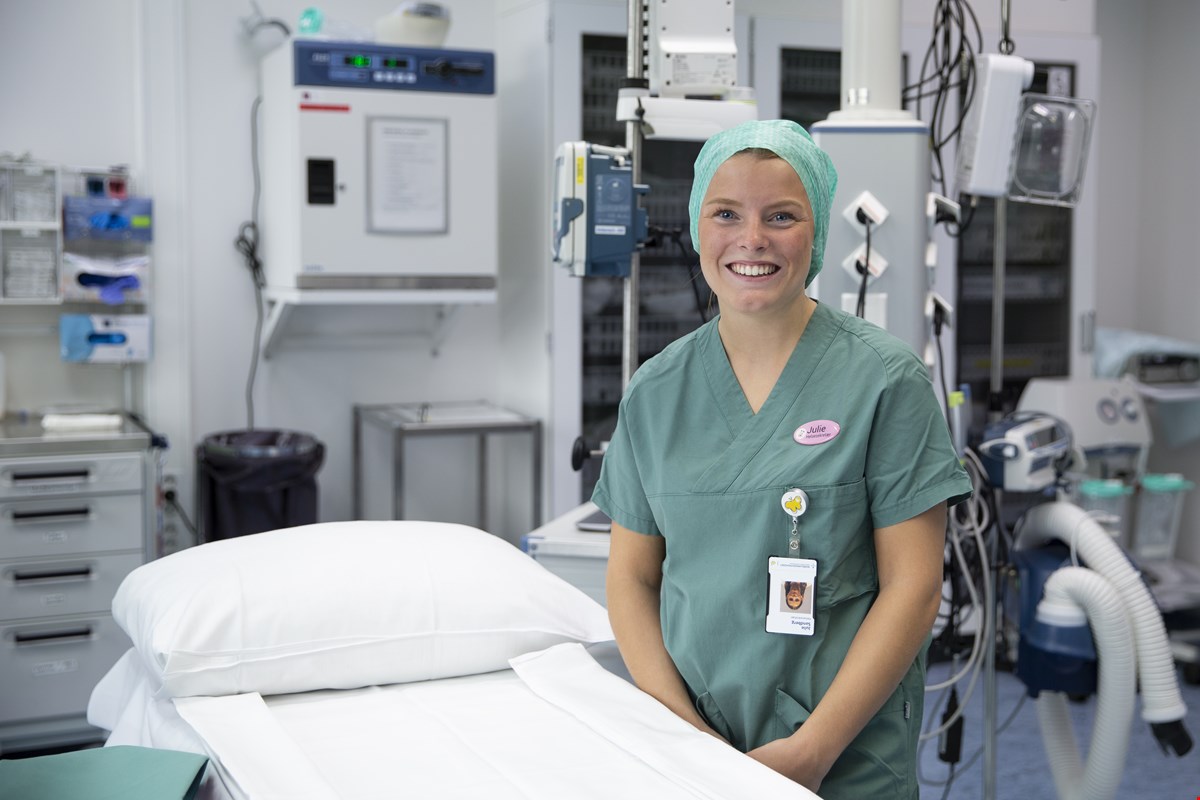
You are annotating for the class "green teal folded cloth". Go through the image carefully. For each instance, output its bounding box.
[0,745,208,800]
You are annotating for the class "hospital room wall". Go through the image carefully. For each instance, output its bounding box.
[0,1,143,415]
[1094,0,1200,566]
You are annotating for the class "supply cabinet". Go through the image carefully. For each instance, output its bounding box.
[0,416,153,754]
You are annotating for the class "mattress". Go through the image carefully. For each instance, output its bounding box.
[90,643,820,800]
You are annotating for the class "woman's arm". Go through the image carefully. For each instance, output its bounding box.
[748,502,947,789]
[606,521,726,739]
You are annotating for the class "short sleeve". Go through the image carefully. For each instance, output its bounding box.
[865,352,973,529]
[590,393,663,536]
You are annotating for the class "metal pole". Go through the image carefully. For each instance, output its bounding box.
[983,195,1007,800]
[621,0,644,390]
[989,197,1007,423]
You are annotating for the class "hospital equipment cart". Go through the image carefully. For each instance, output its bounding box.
[353,401,541,543]
[522,502,611,607]
[0,413,154,754]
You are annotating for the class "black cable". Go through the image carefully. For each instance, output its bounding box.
[855,214,872,318]
[164,488,198,540]
[234,95,267,430]
[649,224,710,325]
[902,0,984,217]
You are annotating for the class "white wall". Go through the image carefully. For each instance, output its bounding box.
[0,1,141,412]
[1095,0,1200,565]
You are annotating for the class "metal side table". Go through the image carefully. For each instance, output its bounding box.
[353,401,542,540]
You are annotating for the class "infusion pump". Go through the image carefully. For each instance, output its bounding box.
[258,39,497,291]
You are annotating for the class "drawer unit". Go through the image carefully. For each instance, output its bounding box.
[0,452,145,500]
[0,614,132,726]
[1,493,146,559]
[0,430,152,753]
[1,552,143,621]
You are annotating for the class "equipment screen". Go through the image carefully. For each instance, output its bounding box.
[1026,425,1061,450]
[343,55,372,68]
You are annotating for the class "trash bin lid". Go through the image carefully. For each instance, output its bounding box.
[202,429,321,459]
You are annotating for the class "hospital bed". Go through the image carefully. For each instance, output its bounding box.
[86,520,819,800]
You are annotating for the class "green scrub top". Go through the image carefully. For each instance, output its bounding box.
[593,303,972,800]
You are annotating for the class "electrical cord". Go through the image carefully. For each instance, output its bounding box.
[919,447,1023,796]
[648,224,711,325]
[902,0,984,235]
[163,486,198,541]
[233,91,267,430]
[855,212,872,318]
[232,8,290,431]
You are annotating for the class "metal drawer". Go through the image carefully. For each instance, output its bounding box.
[0,614,131,726]
[0,452,145,500]
[0,494,144,559]
[0,552,142,622]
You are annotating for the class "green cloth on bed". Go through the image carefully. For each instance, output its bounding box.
[0,745,207,800]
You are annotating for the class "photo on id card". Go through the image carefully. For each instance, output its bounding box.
[765,556,817,635]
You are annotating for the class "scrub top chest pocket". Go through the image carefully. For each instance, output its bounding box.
[778,479,875,609]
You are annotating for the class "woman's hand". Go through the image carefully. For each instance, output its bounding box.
[746,736,830,792]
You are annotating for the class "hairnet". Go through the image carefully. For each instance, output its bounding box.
[688,119,838,287]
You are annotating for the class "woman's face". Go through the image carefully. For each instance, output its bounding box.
[697,153,815,321]
[785,584,805,610]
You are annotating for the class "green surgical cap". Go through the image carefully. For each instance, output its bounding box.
[689,119,838,287]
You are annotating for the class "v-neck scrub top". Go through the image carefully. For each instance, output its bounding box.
[593,303,972,799]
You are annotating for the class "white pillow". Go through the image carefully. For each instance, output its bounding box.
[112,520,614,698]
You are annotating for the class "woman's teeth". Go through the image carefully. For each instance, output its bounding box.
[729,263,779,277]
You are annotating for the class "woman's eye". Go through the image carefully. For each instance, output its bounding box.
[771,212,796,223]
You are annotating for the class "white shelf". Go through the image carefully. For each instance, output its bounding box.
[0,221,59,231]
[261,287,498,359]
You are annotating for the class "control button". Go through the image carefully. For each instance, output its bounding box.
[1121,397,1140,422]
[1098,398,1118,423]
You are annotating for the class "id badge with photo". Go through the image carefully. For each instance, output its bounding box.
[765,556,818,636]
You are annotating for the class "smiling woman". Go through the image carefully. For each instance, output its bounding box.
[594,119,973,800]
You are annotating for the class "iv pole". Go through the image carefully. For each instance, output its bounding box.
[621,0,646,389]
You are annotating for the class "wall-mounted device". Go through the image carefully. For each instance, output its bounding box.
[551,142,648,278]
[259,39,497,292]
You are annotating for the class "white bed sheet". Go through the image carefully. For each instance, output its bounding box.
[91,643,819,799]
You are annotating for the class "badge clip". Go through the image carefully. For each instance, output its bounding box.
[781,488,808,555]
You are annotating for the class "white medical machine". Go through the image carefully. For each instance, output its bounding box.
[1018,376,1151,480]
[258,38,497,292]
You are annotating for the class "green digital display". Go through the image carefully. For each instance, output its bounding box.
[343,55,372,68]
[383,57,411,70]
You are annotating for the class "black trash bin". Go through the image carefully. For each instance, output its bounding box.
[196,429,325,542]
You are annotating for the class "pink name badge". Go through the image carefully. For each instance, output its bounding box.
[793,420,840,446]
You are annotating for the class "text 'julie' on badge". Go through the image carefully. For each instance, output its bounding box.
[793,420,841,446]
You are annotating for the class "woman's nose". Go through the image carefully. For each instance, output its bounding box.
[739,219,768,250]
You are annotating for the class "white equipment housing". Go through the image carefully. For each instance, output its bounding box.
[259,38,498,291]
[645,0,738,98]
[955,54,1035,198]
